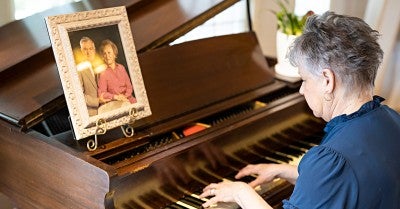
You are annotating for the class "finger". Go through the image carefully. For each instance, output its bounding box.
[199,189,216,198]
[203,183,218,192]
[199,190,209,198]
[202,196,219,208]
[248,178,264,188]
[235,164,255,179]
[200,183,218,198]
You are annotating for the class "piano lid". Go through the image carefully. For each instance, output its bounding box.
[0,0,239,130]
[136,32,277,130]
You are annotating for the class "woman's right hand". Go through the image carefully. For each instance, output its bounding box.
[235,164,298,187]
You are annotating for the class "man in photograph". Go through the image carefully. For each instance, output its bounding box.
[76,36,107,116]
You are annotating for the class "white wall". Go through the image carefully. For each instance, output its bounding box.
[252,0,295,58]
[0,0,14,27]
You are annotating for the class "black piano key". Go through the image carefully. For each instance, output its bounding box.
[184,195,206,205]
[282,127,321,146]
[178,198,202,209]
[259,137,304,157]
[193,168,221,184]
[205,165,234,180]
[160,184,205,209]
[149,190,174,205]
[257,137,296,157]
[282,127,308,140]
[272,133,313,150]
[250,144,293,163]
[293,124,325,144]
[168,203,187,209]
[261,181,292,199]
[175,175,208,195]
[204,163,256,183]
[139,193,164,209]
[143,191,173,209]
[233,149,277,165]
[237,175,257,184]
[304,118,325,130]
[150,190,199,209]
[295,120,325,135]
[222,155,259,182]
[225,154,248,169]
[266,183,295,208]
[160,184,186,199]
[207,164,236,176]
[300,135,323,145]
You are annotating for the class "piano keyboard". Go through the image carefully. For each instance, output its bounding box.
[118,117,325,209]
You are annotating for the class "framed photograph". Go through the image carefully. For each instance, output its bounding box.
[45,6,151,140]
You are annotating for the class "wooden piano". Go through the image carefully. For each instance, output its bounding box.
[0,0,325,208]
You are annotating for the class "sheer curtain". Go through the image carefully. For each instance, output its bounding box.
[364,0,400,111]
[333,0,400,111]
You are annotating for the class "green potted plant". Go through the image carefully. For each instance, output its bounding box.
[272,0,313,77]
[274,0,313,35]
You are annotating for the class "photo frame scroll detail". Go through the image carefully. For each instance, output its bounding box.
[45,6,151,140]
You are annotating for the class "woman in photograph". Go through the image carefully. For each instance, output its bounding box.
[98,39,136,106]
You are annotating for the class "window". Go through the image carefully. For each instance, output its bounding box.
[171,1,249,45]
[171,0,330,45]
[14,0,80,20]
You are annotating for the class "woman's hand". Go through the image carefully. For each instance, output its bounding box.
[98,95,111,104]
[236,164,299,186]
[200,181,252,207]
[200,181,272,209]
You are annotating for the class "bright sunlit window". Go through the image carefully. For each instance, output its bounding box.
[14,0,80,20]
[171,1,249,45]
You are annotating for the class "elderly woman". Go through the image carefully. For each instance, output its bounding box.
[98,39,136,105]
[200,12,400,209]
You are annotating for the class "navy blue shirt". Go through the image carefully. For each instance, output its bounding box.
[283,96,400,209]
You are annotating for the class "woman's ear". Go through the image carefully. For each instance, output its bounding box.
[321,68,335,93]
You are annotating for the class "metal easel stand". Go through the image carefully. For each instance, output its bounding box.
[87,118,107,151]
[121,107,138,137]
[86,107,138,151]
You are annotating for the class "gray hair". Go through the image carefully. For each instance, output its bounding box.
[99,39,118,57]
[79,36,94,47]
[288,11,383,92]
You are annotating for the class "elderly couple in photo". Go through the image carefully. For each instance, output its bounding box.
[77,36,136,116]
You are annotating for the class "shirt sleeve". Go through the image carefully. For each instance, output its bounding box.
[121,66,133,97]
[98,71,114,100]
[283,146,359,209]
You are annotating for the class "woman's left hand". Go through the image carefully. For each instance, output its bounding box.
[199,181,253,208]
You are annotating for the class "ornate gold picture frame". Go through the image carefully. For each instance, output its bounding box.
[45,6,151,141]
